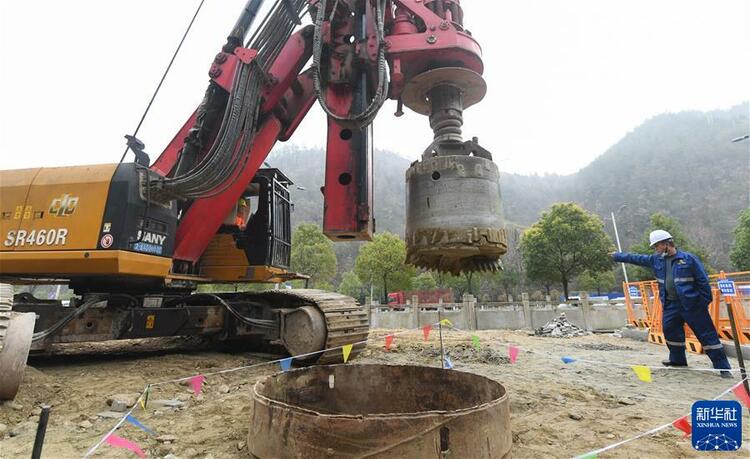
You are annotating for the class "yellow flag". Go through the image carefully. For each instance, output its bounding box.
[440,318,452,327]
[342,344,353,363]
[140,384,150,411]
[631,365,652,382]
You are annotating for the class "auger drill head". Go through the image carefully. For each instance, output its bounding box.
[405,152,507,275]
[402,68,507,275]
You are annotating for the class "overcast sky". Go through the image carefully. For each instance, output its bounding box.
[1,0,748,175]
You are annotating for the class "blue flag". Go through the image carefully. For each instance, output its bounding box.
[444,356,453,369]
[561,356,576,364]
[125,414,154,435]
[280,357,293,371]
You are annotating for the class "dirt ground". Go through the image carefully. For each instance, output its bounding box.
[1,329,749,458]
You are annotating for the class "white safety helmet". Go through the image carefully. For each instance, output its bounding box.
[649,229,673,247]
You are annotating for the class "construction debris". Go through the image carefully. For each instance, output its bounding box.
[535,313,589,338]
[106,393,140,408]
[78,420,93,429]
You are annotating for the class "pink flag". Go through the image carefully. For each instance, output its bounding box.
[732,385,750,409]
[105,434,146,459]
[385,334,394,351]
[508,345,519,364]
[190,374,206,396]
[422,325,432,341]
[672,416,691,438]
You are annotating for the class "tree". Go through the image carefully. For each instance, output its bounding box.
[476,268,523,301]
[354,232,415,302]
[520,203,614,299]
[577,270,616,295]
[628,213,714,280]
[338,271,363,302]
[315,281,335,291]
[411,272,437,290]
[290,224,336,288]
[730,208,750,271]
[438,272,476,300]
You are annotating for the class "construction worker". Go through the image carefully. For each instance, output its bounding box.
[611,230,732,378]
[235,198,249,230]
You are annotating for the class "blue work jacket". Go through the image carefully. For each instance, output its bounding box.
[614,250,712,309]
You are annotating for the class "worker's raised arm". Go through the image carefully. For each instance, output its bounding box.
[610,251,656,268]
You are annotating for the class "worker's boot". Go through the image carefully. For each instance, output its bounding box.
[720,371,733,379]
[661,360,688,367]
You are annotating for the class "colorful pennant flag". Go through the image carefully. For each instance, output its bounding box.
[732,384,750,409]
[423,324,432,341]
[280,357,293,372]
[189,375,206,396]
[672,416,691,438]
[561,356,576,364]
[384,334,394,351]
[509,345,519,364]
[444,356,453,369]
[579,454,597,459]
[471,335,480,351]
[439,318,452,327]
[342,344,353,363]
[140,385,150,411]
[631,365,652,383]
[105,434,146,459]
[125,414,155,435]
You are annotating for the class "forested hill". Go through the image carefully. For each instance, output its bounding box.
[266,144,410,236]
[501,102,749,268]
[268,102,748,270]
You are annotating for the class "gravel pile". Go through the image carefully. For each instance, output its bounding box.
[535,313,588,338]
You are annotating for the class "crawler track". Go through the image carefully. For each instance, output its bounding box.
[252,289,370,363]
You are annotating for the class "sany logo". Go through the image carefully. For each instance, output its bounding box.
[136,230,166,246]
[49,194,79,217]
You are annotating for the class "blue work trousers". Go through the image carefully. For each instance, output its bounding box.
[663,299,731,369]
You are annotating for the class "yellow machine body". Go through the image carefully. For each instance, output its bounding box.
[0,164,173,281]
[0,164,293,285]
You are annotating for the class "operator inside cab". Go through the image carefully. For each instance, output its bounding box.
[235,198,250,230]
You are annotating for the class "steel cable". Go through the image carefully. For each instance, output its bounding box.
[120,0,208,164]
[158,0,308,199]
[311,0,389,128]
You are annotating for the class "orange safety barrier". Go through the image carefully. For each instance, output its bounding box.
[623,272,750,354]
[623,280,659,328]
[709,271,750,280]
[646,293,665,347]
[710,280,750,345]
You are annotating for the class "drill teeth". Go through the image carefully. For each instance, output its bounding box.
[410,256,504,276]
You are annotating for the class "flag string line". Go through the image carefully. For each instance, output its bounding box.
[82,322,439,457]
[437,323,750,457]
[148,325,426,386]
[82,389,147,458]
[570,376,749,458]
[82,321,746,457]
[444,324,742,374]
